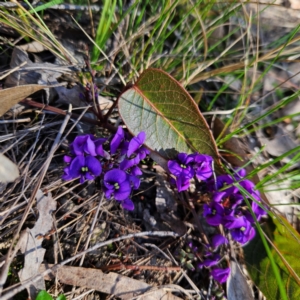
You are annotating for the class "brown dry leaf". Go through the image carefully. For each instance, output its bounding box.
[257,124,298,163]
[0,84,48,117]
[39,264,183,300]
[18,190,56,299]
[18,41,47,53]
[227,260,254,300]
[0,154,19,184]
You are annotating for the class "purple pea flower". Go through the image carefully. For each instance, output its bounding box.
[94,138,110,159]
[213,191,244,211]
[103,169,131,201]
[223,215,255,244]
[208,173,235,194]
[71,135,97,156]
[168,153,194,191]
[211,234,228,248]
[110,126,127,155]
[199,253,221,268]
[203,201,224,226]
[120,158,143,176]
[211,267,230,284]
[127,131,150,160]
[63,155,102,184]
[121,198,134,211]
[191,153,213,181]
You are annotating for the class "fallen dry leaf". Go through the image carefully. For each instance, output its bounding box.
[18,190,57,299]
[39,264,183,300]
[227,260,254,300]
[0,154,19,184]
[257,124,298,163]
[0,84,48,117]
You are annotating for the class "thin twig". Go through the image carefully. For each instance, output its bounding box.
[1,231,179,300]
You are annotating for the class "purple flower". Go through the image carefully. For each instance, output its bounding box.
[71,135,97,156]
[121,198,134,211]
[168,153,194,191]
[127,131,149,160]
[127,174,141,190]
[103,169,131,201]
[203,201,224,226]
[120,158,142,176]
[213,191,244,211]
[211,267,230,284]
[110,126,126,154]
[94,138,109,158]
[223,215,255,244]
[208,173,235,194]
[63,155,102,183]
[191,153,213,181]
[211,234,228,248]
[168,153,194,177]
[199,254,221,268]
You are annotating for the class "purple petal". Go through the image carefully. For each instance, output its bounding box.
[128,175,141,189]
[120,158,135,171]
[84,135,97,156]
[62,166,73,181]
[213,192,227,203]
[69,155,85,177]
[127,131,146,157]
[105,188,114,199]
[231,226,255,244]
[114,180,131,200]
[168,160,183,177]
[110,126,125,154]
[95,138,109,158]
[176,175,191,192]
[122,198,134,210]
[72,135,96,156]
[199,254,220,267]
[223,215,250,230]
[85,156,102,176]
[211,234,228,248]
[104,169,127,185]
[211,267,230,284]
[64,155,72,164]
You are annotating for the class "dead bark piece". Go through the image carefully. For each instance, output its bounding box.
[39,264,183,300]
[18,190,57,299]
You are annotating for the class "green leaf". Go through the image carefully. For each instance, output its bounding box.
[244,215,300,300]
[36,290,53,300]
[118,68,220,165]
[56,295,66,300]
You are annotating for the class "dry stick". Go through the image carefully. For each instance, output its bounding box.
[166,248,203,299]
[0,61,27,80]
[21,99,99,126]
[21,99,117,132]
[1,231,179,300]
[0,105,72,296]
[182,191,210,246]
[79,193,104,266]
[0,118,31,123]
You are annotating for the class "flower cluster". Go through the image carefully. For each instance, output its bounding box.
[167,153,213,192]
[205,169,267,245]
[62,127,150,210]
[168,152,267,284]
